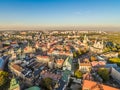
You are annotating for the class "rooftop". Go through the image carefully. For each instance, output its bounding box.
[40,70,61,81]
[10,78,20,90]
[62,70,71,82]
[56,59,64,64]
[82,80,119,90]
[11,64,23,72]
[0,57,4,69]
[80,63,91,66]
[25,86,40,90]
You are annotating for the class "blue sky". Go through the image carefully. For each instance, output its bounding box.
[0,0,120,26]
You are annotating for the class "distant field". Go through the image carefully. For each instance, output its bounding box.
[87,32,120,44]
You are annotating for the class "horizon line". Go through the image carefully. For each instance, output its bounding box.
[0,24,120,30]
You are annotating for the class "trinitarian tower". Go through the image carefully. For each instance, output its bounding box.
[83,35,89,44]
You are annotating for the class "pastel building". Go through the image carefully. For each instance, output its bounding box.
[55,59,64,68]
[110,67,120,84]
[63,57,72,71]
[48,60,54,69]
[90,40,104,53]
[91,61,106,67]
[82,80,118,90]
[24,44,35,53]
[9,63,23,77]
[36,55,50,63]
[79,62,91,73]
[40,70,61,81]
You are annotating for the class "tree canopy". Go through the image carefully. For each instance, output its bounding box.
[109,58,120,66]
[42,77,53,90]
[75,70,82,78]
[0,71,8,86]
[98,68,109,81]
[118,52,120,58]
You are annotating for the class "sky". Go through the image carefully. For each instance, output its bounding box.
[0,0,120,29]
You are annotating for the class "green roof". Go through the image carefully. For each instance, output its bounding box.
[9,78,20,90]
[25,86,41,90]
[63,57,72,66]
[68,57,72,65]
[62,70,71,82]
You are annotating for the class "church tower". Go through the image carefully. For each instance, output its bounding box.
[83,35,88,44]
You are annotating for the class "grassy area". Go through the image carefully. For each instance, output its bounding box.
[87,32,120,43]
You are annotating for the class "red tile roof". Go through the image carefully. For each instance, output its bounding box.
[41,71,61,80]
[56,59,64,64]
[91,61,106,67]
[11,64,22,72]
[80,63,91,66]
[82,80,119,90]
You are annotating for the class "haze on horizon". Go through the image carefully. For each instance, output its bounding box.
[0,0,120,30]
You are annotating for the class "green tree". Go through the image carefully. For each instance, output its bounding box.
[111,47,117,51]
[42,78,53,90]
[73,52,77,58]
[74,63,79,70]
[103,47,111,53]
[118,52,120,58]
[0,71,8,86]
[116,44,120,50]
[75,70,82,78]
[98,68,109,81]
[78,49,82,55]
[109,58,120,66]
